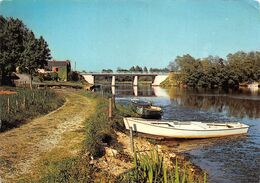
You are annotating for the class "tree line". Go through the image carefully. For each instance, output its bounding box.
[168,52,260,88]
[102,66,169,73]
[0,16,51,86]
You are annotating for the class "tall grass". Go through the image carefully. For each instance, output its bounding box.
[83,92,115,157]
[118,148,207,183]
[0,88,64,131]
[82,91,136,158]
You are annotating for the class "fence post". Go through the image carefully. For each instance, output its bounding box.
[108,98,113,119]
[23,96,26,109]
[16,99,18,109]
[7,97,10,114]
[112,94,116,109]
[130,127,134,153]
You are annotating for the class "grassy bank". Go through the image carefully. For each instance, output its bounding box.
[0,88,64,132]
[26,90,206,182]
[160,72,183,87]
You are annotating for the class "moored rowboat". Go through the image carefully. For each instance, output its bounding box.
[123,117,249,139]
[130,99,163,119]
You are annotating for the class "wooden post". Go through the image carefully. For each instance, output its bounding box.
[7,97,10,114]
[109,98,113,119]
[112,94,116,109]
[130,127,134,153]
[100,85,104,97]
[32,92,35,104]
[23,96,26,109]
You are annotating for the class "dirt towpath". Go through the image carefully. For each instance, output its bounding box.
[0,90,96,182]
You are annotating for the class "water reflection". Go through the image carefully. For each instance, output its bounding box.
[98,85,260,119]
[165,87,260,119]
[100,85,260,183]
[96,85,166,97]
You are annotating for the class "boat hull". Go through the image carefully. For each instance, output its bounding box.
[136,106,162,119]
[131,99,163,119]
[123,118,249,139]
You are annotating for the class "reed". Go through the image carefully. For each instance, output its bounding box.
[0,88,64,131]
[119,148,207,183]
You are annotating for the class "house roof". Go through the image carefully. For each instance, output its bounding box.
[48,60,71,67]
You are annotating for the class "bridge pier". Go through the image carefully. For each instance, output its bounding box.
[111,75,116,86]
[133,86,138,96]
[133,76,138,86]
[111,86,115,95]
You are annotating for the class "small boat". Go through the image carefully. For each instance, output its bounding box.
[130,99,163,119]
[123,117,249,139]
[130,99,152,107]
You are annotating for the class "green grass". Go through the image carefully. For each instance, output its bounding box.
[18,156,94,183]
[0,88,64,132]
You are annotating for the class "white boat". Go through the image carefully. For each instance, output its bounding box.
[123,117,249,139]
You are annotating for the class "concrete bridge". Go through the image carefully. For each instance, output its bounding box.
[81,73,168,86]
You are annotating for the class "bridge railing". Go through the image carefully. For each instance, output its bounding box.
[80,72,169,75]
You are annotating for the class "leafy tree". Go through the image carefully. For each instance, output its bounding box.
[102,69,113,73]
[168,60,179,71]
[0,16,51,87]
[0,17,27,84]
[69,71,80,81]
[129,66,135,72]
[20,32,51,88]
[116,67,129,73]
[135,65,143,73]
[171,52,260,88]
[149,67,169,73]
[143,66,148,73]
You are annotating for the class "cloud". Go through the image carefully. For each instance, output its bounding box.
[255,0,260,6]
[249,0,260,12]
[0,0,12,3]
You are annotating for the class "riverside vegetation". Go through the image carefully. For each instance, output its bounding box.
[165,52,260,88]
[0,88,64,132]
[119,148,207,183]
[24,91,206,183]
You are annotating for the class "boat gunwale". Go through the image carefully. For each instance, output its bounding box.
[125,118,250,132]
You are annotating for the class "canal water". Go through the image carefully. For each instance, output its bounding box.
[96,85,260,183]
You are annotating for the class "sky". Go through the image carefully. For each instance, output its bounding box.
[1,0,260,71]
